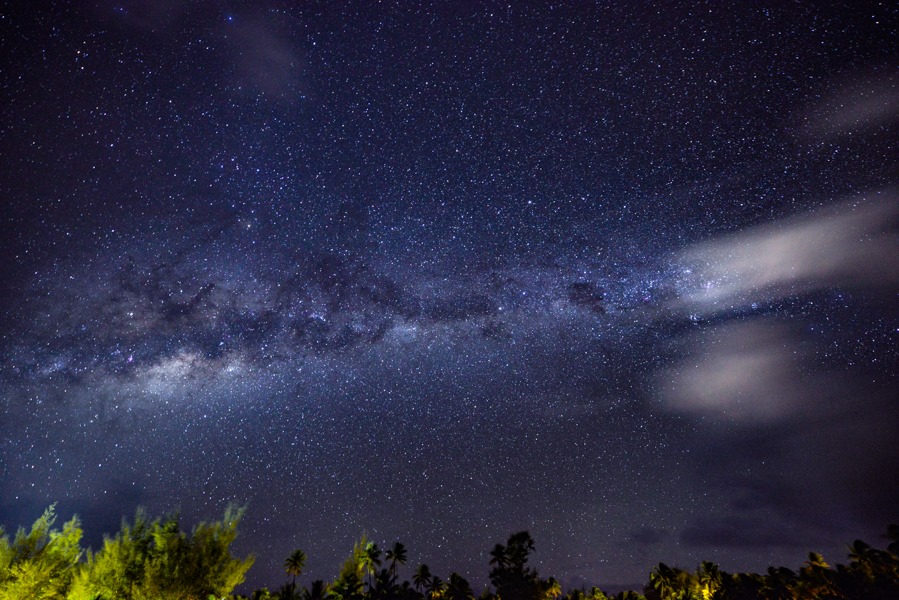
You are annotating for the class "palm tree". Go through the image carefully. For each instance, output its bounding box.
[361,541,382,587]
[586,587,608,600]
[428,575,446,600]
[541,577,562,600]
[413,563,433,594]
[278,582,301,600]
[848,539,880,579]
[285,549,308,587]
[304,580,328,600]
[332,572,364,600]
[799,552,834,598]
[488,544,508,569]
[505,531,535,571]
[386,541,408,579]
[697,561,721,598]
[446,572,474,600]
[649,563,677,598]
[763,566,797,600]
[370,568,399,600]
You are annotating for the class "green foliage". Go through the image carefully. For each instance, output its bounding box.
[328,534,387,600]
[640,531,899,600]
[1,507,898,600]
[0,504,83,600]
[330,571,364,600]
[587,588,609,600]
[249,587,275,600]
[68,504,253,600]
[336,535,372,584]
[614,593,646,600]
[361,540,382,584]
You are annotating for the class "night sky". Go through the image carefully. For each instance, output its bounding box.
[1,0,897,593]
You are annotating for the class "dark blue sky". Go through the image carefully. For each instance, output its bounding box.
[1,0,897,592]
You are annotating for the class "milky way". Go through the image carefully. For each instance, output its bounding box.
[1,1,897,592]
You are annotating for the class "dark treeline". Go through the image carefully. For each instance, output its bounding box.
[1,506,897,600]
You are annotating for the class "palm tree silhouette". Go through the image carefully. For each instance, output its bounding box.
[763,566,798,600]
[488,544,508,570]
[285,548,308,588]
[446,572,473,600]
[386,541,408,579]
[428,575,446,600]
[369,567,399,600]
[304,580,328,600]
[849,539,880,578]
[413,563,433,594]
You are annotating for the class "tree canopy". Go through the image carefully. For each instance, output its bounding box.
[0,506,897,600]
[0,504,252,600]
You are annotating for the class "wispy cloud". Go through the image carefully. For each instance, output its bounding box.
[659,193,897,424]
[801,68,899,139]
[657,320,817,423]
[677,194,898,314]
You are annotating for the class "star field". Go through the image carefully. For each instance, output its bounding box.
[1,0,897,592]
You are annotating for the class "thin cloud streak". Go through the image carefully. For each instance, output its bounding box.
[677,194,898,314]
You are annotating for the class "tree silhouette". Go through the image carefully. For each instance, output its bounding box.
[369,567,399,600]
[285,548,308,587]
[714,572,765,600]
[413,563,433,594]
[488,531,543,600]
[428,575,446,600]
[446,572,474,600]
[278,581,301,600]
[1,508,898,600]
[305,579,328,600]
[761,566,797,600]
[386,541,408,579]
[489,544,507,569]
